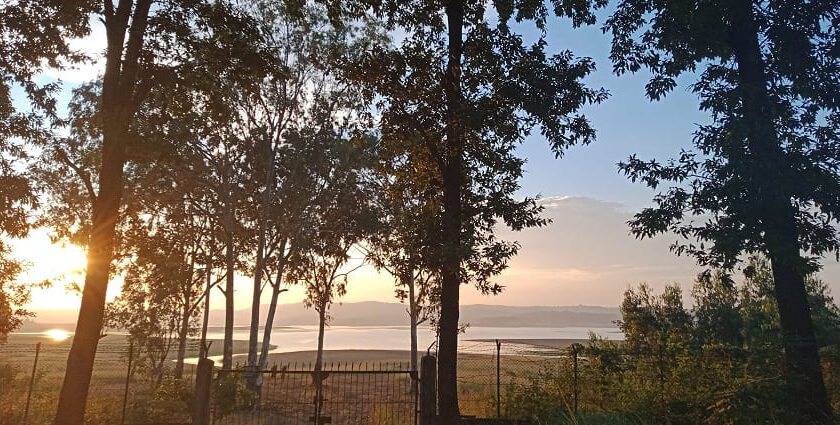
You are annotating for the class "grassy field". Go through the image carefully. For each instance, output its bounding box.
[0,333,251,425]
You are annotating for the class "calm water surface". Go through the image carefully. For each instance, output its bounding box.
[202,325,622,355]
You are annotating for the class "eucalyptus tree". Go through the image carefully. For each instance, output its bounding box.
[118,185,219,379]
[238,0,362,377]
[289,131,379,374]
[253,93,361,378]
[605,1,840,421]
[339,1,608,418]
[365,130,442,373]
[169,84,254,372]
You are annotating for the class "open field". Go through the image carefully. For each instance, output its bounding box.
[0,333,253,425]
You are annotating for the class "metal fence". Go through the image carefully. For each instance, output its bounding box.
[0,339,199,425]
[212,363,418,425]
[455,340,579,420]
[2,337,584,425]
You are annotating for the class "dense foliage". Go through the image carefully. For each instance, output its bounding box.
[504,257,840,424]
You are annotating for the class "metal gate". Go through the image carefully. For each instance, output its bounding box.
[211,363,418,425]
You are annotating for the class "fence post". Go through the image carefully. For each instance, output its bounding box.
[571,344,579,416]
[496,339,501,418]
[121,340,134,425]
[193,358,214,425]
[23,342,41,425]
[420,355,436,425]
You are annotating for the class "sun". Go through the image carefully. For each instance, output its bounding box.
[44,329,71,342]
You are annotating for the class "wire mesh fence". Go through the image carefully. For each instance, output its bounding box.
[456,340,574,419]
[0,337,199,425]
[212,362,418,425]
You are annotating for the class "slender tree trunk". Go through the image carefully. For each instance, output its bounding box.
[54,2,152,423]
[315,309,326,372]
[175,259,196,378]
[199,264,211,359]
[439,1,464,423]
[258,247,288,372]
[247,141,279,375]
[728,1,831,422]
[174,306,191,378]
[768,223,830,423]
[408,272,419,373]
[55,150,125,425]
[223,227,235,370]
[314,308,327,425]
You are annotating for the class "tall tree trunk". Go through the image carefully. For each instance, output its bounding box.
[223,226,235,370]
[55,146,125,425]
[54,2,152,423]
[315,308,326,372]
[314,308,327,425]
[175,257,196,378]
[258,246,288,374]
[199,264,211,359]
[728,1,831,422]
[247,141,278,374]
[174,306,190,378]
[439,1,464,423]
[408,272,419,373]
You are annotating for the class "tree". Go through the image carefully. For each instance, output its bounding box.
[692,270,742,349]
[285,127,378,424]
[0,1,95,340]
[365,131,442,373]
[238,0,363,378]
[289,131,378,375]
[618,284,693,356]
[119,190,219,378]
[106,262,183,388]
[605,0,840,421]
[36,2,262,421]
[127,8,271,372]
[0,253,30,343]
[340,1,608,418]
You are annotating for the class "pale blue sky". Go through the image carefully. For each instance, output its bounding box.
[510,10,709,209]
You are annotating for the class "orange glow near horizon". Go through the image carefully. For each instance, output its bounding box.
[11,229,88,311]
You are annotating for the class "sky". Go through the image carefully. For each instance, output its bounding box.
[13,7,840,317]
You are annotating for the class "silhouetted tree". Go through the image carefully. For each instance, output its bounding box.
[606,1,840,421]
[107,262,182,388]
[338,1,608,418]
[0,1,94,341]
[30,2,264,421]
[120,196,217,378]
[0,256,29,343]
[365,126,442,373]
[290,135,378,373]
[239,0,374,380]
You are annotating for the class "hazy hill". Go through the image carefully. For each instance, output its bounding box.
[25,301,620,329]
[206,301,620,328]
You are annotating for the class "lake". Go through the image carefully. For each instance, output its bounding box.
[202,325,623,355]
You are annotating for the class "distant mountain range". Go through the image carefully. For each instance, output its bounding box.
[25,301,620,330]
